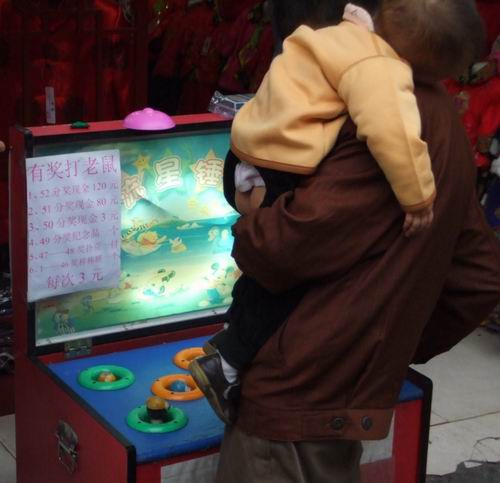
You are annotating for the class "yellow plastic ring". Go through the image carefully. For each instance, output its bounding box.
[151,374,204,401]
[173,347,205,370]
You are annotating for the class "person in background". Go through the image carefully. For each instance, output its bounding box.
[175,0,256,113]
[216,1,274,96]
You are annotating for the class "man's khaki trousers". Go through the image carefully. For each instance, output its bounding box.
[216,425,363,483]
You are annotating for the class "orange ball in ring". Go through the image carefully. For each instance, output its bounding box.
[146,396,170,424]
[151,374,203,401]
[146,396,168,411]
[97,371,117,382]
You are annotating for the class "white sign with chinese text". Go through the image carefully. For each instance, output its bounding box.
[26,150,122,302]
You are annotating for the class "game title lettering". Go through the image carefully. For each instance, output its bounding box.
[154,156,182,192]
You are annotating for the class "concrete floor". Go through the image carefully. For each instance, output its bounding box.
[415,328,500,478]
[0,413,15,483]
[1,328,499,482]
[426,462,500,482]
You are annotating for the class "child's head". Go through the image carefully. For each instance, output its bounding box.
[377,0,486,82]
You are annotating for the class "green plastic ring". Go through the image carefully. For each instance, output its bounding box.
[78,365,135,391]
[126,405,188,433]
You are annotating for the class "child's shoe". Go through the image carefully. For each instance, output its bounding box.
[189,353,239,425]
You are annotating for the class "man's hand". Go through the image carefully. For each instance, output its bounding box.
[403,204,434,237]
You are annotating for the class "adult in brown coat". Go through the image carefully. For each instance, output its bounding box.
[215,81,500,481]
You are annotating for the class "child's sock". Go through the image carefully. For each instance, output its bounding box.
[219,353,239,384]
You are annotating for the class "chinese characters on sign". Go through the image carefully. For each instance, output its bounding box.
[26,150,122,302]
[154,156,182,192]
[121,171,147,209]
[192,150,224,191]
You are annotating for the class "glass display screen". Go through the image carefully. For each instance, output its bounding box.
[32,128,239,346]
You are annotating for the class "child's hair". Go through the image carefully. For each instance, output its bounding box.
[378,0,486,80]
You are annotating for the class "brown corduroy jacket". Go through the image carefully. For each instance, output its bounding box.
[231,83,500,441]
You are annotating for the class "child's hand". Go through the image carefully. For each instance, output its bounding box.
[403,204,434,237]
[235,191,253,215]
[235,187,266,215]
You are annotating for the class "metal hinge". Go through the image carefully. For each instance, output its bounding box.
[64,337,92,359]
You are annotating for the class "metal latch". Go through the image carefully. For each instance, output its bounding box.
[55,420,78,474]
[64,337,92,359]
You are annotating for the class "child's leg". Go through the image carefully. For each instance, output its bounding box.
[208,275,304,370]
[191,270,303,426]
[206,275,257,373]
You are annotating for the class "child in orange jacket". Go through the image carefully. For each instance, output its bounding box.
[231,0,484,234]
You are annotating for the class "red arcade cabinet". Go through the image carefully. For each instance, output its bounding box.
[10,114,432,483]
